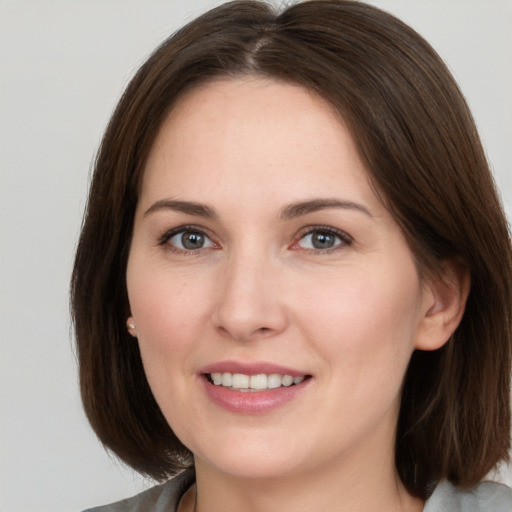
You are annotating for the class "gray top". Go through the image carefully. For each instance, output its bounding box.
[423,480,512,512]
[84,470,194,512]
[84,470,512,512]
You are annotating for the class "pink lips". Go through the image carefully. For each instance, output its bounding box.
[199,361,311,415]
[201,361,307,377]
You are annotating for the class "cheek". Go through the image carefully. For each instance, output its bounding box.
[125,269,215,422]
[126,264,214,367]
[294,264,423,370]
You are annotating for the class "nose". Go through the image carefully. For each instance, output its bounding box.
[211,251,289,342]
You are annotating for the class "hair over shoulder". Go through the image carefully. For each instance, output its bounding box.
[71,0,512,499]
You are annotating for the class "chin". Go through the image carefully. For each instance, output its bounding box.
[198,452,308,481]
[188,430,320,482]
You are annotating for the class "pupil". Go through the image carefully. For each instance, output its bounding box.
[182,232,204,249]
[312,232,334,249]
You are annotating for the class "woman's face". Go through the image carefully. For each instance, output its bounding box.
[126,78,436,480]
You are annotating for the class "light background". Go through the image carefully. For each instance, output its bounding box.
[0,1,511,511]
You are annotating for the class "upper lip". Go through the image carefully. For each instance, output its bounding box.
[200,360,309,377]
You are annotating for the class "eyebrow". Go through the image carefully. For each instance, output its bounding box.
[143,197,372,220]
[144,199,217,218]
[279,198,373,219]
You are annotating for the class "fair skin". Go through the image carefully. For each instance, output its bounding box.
[126,78,467,512]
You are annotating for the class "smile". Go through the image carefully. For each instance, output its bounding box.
[207,372,306,391]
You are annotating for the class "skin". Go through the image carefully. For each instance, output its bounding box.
[126,77,467,512]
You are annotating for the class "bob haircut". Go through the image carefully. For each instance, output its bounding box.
[71,0,512,500]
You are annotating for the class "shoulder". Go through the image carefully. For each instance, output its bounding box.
[424,480,512,512]
[83,469,195,512]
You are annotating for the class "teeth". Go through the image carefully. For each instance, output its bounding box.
[282,375,293,386]
[267,374,282,389]
[231,373,249,388]
[209,372,306,390]
[250,374,267,390]
[221,372,233,387]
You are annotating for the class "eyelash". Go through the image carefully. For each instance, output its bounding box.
[157,225,352,255]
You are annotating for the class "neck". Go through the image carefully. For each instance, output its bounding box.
[187,443,424,512]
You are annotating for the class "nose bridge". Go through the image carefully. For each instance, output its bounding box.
[212,241,287,340]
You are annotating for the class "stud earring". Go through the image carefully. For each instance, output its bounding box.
[126,318,136,336]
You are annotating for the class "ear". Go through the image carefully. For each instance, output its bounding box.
[415,259,470,351]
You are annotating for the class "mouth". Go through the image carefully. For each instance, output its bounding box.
[205,372,311,392]
[200,363,312,413]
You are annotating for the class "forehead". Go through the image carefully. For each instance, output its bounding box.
[169,76,341,129]
[140,77,375,211]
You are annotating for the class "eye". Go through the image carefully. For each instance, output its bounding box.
[161,227,216,252]
[295,227,351,251]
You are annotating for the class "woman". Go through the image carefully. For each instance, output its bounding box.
[71,1,512,510]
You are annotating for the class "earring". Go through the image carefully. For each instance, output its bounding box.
[126,318,136,336]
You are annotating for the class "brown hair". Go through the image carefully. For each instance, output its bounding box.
[71,0,512,499]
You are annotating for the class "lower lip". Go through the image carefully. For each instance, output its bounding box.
[201,376,310,415]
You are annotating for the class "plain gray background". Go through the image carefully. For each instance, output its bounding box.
[1,1,511,511]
